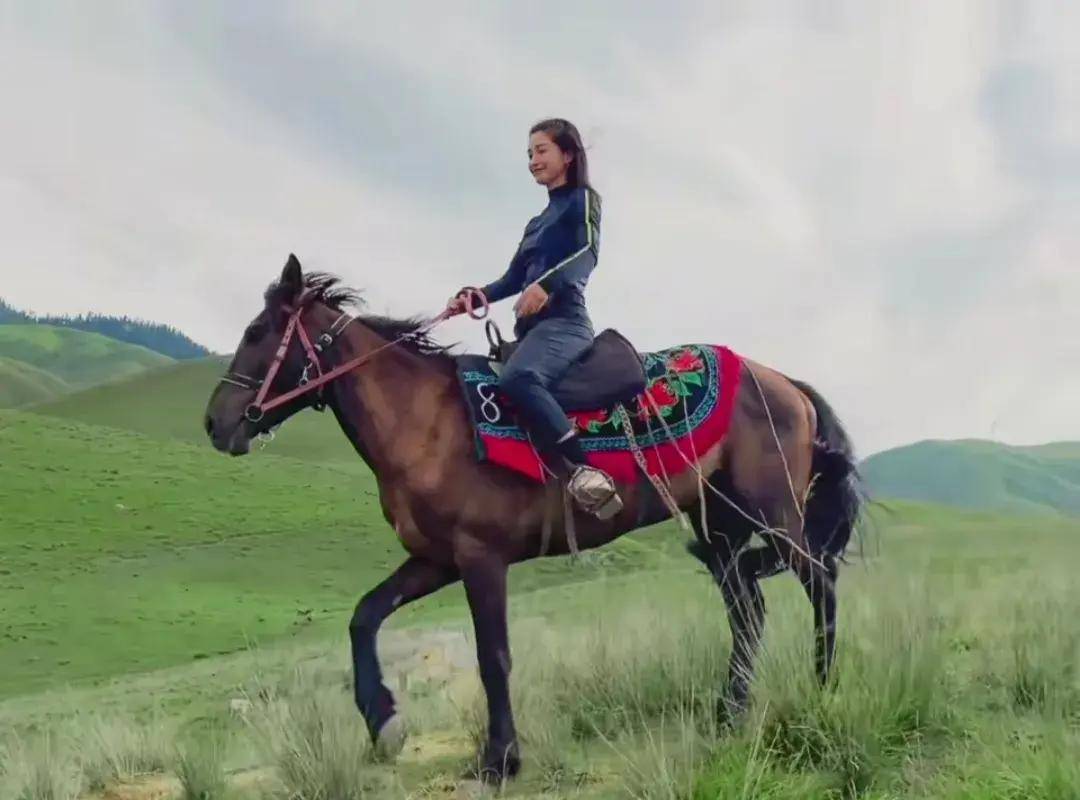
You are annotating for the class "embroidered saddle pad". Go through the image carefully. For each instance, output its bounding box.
[456,342,743,483]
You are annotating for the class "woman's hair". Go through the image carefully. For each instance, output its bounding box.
[530,118,591,189]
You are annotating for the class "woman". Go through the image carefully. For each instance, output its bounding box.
[448,118,619,517]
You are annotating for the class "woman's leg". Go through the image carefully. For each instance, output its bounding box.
[499,319,622,517]
[498,319,592,459]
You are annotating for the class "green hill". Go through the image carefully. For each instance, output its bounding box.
[861,438,1080,516]
[33,356,360,464]
[0,324,173,390]
[1,297,211,359]
[0,356,71,407]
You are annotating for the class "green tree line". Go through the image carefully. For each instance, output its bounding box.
[0,298,210,359]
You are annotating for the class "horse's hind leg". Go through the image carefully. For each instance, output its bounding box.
[762,517,838,686]
[349,557,459,755]
[784,539,838,685]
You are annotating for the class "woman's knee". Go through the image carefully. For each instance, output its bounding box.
[498,366,539,400]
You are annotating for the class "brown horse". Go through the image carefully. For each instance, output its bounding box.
[203,255,862,782]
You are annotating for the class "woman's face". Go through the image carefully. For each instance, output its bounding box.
[528,131,572,188]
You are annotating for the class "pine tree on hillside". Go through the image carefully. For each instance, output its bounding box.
[0,298,33,323]
[0,299,211,359]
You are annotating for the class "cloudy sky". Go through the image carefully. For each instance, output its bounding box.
[2,1,1078,456]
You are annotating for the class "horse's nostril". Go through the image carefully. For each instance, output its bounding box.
[204,415,214,437]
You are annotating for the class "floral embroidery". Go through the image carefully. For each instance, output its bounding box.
[668,348,704,373]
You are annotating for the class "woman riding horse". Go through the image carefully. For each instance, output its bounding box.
[447,118,619,516]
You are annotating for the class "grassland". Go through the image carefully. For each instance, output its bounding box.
[0,409,681,701]
[0,324,173,402]
[0,355,71,407]
[3,402,1080,798]
[3,493,1079,798]
[31,356,360,464]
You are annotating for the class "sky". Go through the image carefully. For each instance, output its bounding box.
[2,1,1078,456]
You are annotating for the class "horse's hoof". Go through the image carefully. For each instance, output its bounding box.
[471,741,521,785]
[374,714,407,761]
[717,695,748,731]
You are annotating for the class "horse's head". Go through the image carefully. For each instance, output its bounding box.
[204,253,329,455]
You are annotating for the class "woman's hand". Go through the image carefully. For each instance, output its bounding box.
[513,283,549,317]
[446,291,468,316]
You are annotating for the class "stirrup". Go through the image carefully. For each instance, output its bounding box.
[567,465,623,520]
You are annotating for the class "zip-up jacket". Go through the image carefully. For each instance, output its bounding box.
[481,184,600,335]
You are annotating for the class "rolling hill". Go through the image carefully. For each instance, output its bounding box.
[0,324,173,391]
[33,356,370,464]
[1,297,211,359]
[861,438,1080,516]
[0,356,71,407]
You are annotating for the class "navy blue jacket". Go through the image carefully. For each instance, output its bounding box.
[481,184,601,335]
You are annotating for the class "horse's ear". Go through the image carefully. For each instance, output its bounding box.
[281,253,303,293]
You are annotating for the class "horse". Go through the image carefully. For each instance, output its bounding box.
[203,255,862,783]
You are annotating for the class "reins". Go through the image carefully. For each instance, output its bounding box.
[222,287,488,423]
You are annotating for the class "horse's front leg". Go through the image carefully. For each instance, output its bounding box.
[458,547,520,783]
[349,556,459,757]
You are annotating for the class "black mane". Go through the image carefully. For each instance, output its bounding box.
[266,271,455,364]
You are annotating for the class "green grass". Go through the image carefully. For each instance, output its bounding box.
[0,409,686,701]
[32,356,361,465]
[0,408,402,697]
[862,438,1080,517]
[3,485,1080,797]
[0,324,173,391]
[0,356,70,408]
[6,386,1080,797]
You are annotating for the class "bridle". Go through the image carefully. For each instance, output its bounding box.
[219,286,488,426]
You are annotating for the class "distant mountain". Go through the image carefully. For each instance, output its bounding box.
[0,298,210,359]
[861,439,1080,517]
[0,325,173,402]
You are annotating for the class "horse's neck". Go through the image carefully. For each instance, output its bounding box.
[326,322,446,476]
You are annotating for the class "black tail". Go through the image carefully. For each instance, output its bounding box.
[789,379,863,559]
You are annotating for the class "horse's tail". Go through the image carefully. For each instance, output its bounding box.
[789,379,864,559]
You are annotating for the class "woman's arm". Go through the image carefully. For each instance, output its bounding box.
[535,187,600,296]
[480,245,528,304]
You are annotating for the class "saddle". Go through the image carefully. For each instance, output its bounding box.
[456,332,743,487]
[482,321,647,411]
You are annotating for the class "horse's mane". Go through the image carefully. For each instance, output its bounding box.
[265,271,456,366]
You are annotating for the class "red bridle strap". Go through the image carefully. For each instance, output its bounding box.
[249,311,299,413]
[246,287,488,419]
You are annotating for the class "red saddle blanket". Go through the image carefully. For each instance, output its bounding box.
[456,344,743,483]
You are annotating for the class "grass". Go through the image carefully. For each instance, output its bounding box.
[71,713,174,791]
[0,732,83,800]
[245,680,395,799]
[0,324,172,390]
[2,505,1080,797]
[0,356,70,408]
[0,409,688,702]
[5,375,1080,796]
[31,355,362,465]
[175,729,230,800]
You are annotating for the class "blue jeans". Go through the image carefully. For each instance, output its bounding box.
[499,317,594,448]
